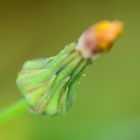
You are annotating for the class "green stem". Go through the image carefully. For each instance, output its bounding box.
[0,99,28,125]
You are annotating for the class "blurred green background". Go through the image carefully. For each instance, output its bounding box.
[0,0,140,140]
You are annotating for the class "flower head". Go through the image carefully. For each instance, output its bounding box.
[17,20,123,116]
[77,20,123,58]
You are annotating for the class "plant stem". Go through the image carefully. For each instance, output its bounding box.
[0,99,28,125]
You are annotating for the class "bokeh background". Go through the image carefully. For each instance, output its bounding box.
[0,0,140,140]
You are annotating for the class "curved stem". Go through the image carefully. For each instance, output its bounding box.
[0,99,28,125]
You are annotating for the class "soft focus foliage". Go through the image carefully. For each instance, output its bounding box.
[0,0,140,140]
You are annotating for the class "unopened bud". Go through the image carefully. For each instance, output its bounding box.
[77,20,123,58]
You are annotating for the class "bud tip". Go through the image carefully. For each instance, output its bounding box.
[77,20,123,58]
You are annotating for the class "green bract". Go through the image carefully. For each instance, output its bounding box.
[16,43,90,116]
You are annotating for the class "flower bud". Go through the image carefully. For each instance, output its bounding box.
[77,20,123,58]
[17,20,123,116]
